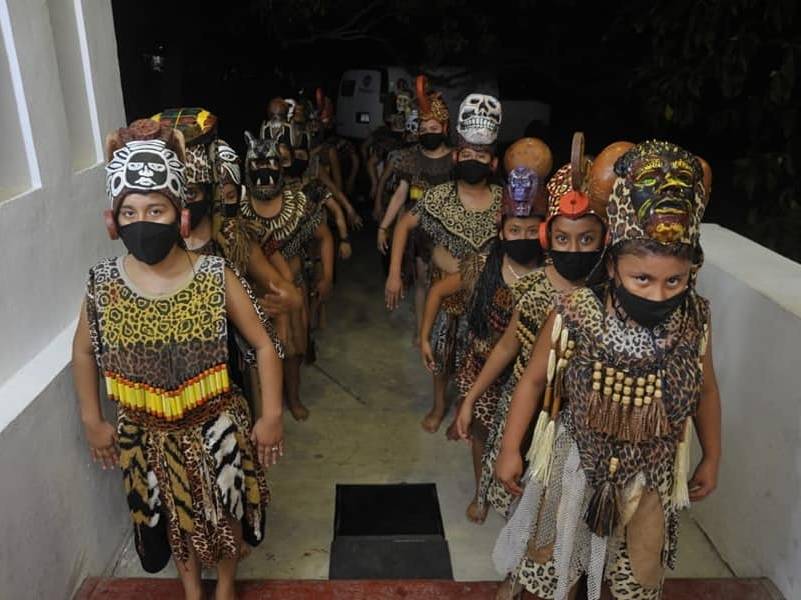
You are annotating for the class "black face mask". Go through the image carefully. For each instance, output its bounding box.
[187,199,211,229]
[502,238,544,266]
[118,221,179,265]
[549,249,603,282]
[286,159,308,178]
[222,203,239,218]
[419,133,446,151]
[454,159,491,184]
[613,281,688,329]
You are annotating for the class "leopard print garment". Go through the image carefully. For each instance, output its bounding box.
[557,285,708,569]
[512,429,671,599]
[454,254,516,441]
[85,255,277,570]
[240,187,324,261]
[480,269,559,515]
[410,181,502,260]
[391,145,453,207]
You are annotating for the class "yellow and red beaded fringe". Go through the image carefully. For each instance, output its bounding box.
[104,364,230,420]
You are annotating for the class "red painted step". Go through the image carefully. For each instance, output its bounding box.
[76,577,784,600]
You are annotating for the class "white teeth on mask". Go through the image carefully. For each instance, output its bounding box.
[268,175,275,185]
[256,177,262,186]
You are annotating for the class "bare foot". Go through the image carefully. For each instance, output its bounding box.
[214,581,237,600]
[495,576,519,600]
[421,410,445,433]
[444,418,461,441]
[466,498,488,524]
[239,540,252,559]
[288,402,310,421]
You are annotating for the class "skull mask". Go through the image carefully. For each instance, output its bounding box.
[457,93,502,146]
[244,131,284,201]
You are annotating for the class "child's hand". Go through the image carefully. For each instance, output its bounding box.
[259,282,300,317]
[316,277,333,302]
[455,401,473,440]
[251,416,284,468]
[347,209,363,230]
[384,274,404,310]
[84,420,119,470]
[377,229,389,255]
[420,339,435,372]
[689,456,719,501]
[339,240,352,260]
[495,447,524,496]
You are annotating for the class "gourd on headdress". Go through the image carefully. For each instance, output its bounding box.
[103,118,188,239]
[415,75,450,127]
[538,133,629,249]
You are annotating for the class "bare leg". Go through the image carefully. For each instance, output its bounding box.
[215,518,242,600]
[466,437,489,523]
[174,547,204,600]
[421,372,448,433]
[411,258,428,347]
[284,356,308,421]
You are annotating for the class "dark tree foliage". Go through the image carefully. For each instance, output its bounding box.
[614,0,801,261]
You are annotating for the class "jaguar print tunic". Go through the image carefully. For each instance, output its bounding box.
[84,255,280,570]
[410,181,502,260]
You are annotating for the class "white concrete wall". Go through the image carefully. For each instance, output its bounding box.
[0,1,130,599]
[694,224,801,600]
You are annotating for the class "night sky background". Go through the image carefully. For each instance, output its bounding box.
[111,0,801,261]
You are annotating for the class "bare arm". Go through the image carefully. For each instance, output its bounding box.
[224,268,283,467]
[314,221,335,300]
[374,160,395,214]
[380,179,410,231]
[690,318,722,501]
[463,309,523,409]
[495,309,555,494]
[502,310,554,454]
[268,250,294,282]
[377,179,409,254]
[346,147,360,193]
[247,241,302,314]
[384,210,419,310]
[318,169,361,227]
[328,146,344,192]
[324,196,349,240]
[72,301,119,469]
[419,272,462,371]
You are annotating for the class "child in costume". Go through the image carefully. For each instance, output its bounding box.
[464,137,624,521]
[420,152,549,524]
[72,119,283,600]
[493,140,720,600]
[152,108,301,317]
[385,93,504,433]
[239,132,335,421]
[378,76,454,345]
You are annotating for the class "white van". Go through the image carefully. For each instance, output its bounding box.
[336,66,550,143]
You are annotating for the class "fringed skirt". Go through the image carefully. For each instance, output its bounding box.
[493,426,675,600]
[117,392,269,571]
